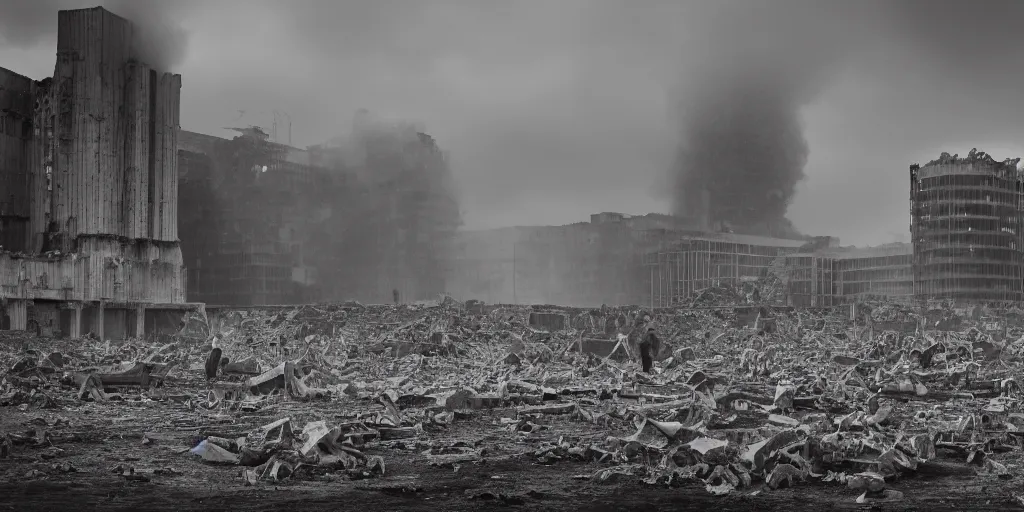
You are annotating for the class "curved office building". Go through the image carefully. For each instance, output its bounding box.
[910,151,1024,301]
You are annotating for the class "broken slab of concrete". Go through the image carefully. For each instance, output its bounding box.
[579,338,623,359]
[222,357,261,376]
[529,312,566,332]
[244,362,330,400]
[71,361,174,393]
[516,403,576,415]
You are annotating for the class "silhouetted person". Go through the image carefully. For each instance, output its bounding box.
[639,327,661,374]
[393,288,400,304]
[205,347,222,380]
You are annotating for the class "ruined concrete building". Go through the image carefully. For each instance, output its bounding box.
[177,129,335,305]
[307,117,460,304]
[177,113,460,306]
[911,150,1024,302]
[0,7,190,336]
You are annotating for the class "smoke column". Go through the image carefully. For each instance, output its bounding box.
[668,0,1024,235]
[669,1,861,235]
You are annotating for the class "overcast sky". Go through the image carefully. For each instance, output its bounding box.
[2,0,1023,247]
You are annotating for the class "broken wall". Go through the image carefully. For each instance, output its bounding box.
[0,237,185,303]
[0,66,34,253]
[1,7,186,307]
[43,8,181,246]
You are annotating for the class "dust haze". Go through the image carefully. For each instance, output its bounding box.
[4,0,1024,306]
[667,0,1024,237]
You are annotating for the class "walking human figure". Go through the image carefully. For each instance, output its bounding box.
[635,313,661,374]
[639,327,661,373]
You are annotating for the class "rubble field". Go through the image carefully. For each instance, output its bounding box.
[4,292,1024,510]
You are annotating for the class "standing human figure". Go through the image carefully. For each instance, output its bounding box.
[639,327,661,373]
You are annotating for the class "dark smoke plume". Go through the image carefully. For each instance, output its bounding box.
[0,0,190,71]
[669,0,1024,236]
[669,1,861,235]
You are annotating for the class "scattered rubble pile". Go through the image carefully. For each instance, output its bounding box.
[3,293,1024,502]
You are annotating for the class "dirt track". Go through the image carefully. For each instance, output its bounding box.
[2,402,1021,512]
[2,454,1021,512]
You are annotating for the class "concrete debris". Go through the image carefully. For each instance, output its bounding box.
[2,293,1024,501]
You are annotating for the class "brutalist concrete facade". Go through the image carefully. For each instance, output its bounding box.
[0,7,194,338]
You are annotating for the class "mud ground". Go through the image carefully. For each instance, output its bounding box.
[1,399,1021,512]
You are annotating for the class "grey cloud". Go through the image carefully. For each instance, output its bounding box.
[4,0,1024,245]
[0,0,193,71]
[0,0,82,46]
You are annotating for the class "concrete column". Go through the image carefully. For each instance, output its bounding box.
[7,300,28,331]
[96,302,105,342]
[69,304,82,338]
[133,306,145,339]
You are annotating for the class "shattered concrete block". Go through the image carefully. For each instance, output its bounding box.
[470,395,502,409]
[528,312,566,332]
[246,364,290,396]
[579,338,620,358]
[244,362,328,400]
[516,403,576,415]
[222,357,261,376]
[190,440,240,465]
[299,421,347,457]
[378,426,420,440]
[766,463,802,489]
[260,418,294,447]
[847,472,886,492]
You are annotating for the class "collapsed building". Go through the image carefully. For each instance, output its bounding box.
[643,233,811,308]
[177,128,334,305]
[178,113,460,306]
[0,7,192,337]
[311,116,461,304]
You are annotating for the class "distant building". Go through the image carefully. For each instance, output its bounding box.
[784,243,913,307]
[447,212,801,307]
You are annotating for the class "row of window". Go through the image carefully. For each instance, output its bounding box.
[913,188,1020,205]
[918,173,1019,189]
